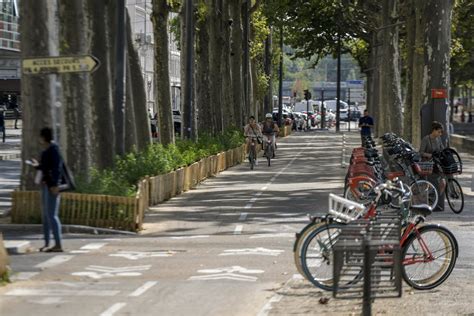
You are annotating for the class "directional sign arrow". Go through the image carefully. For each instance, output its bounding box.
[22,55,100,75]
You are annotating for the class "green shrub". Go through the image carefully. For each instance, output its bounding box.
[77,128,244,196]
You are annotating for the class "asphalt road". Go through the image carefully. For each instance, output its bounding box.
[1,131,473,315]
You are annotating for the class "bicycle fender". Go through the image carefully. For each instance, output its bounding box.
[401,224,459,258]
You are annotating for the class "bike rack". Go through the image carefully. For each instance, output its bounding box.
[333,213,402,316]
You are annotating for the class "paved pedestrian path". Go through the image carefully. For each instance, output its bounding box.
[0,130,473,315]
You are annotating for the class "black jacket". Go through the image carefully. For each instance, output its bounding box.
[38,143,62,188]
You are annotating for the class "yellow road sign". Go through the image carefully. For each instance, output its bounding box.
[22,55,100,75]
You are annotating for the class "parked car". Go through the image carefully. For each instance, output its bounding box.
[322,100,349,121]
[348,105,362,121]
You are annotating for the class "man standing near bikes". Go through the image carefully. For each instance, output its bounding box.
[420,121,446,210]
[262,113,279,158]
[358,109,374,145]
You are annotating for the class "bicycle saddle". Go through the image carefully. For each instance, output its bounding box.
[410,204,432,217]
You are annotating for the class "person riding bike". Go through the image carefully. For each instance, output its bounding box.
[244,116,263,156]
[261,113,279,158]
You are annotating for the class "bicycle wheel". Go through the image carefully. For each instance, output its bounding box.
[249,147,255,170]
[300,223,345,291]
[293,221,325,277]
[266,145,272,166]
[401,225,458,290]
[446,178,464,214]
[409,180,438,209]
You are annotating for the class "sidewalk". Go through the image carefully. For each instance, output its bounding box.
[0,123,21,217]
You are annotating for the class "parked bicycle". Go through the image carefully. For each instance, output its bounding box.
[295,179,458,291]
[433,148,464,213]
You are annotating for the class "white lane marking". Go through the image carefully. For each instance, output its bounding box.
[103,238,121,241]
[6,289,119,297]
[35,255,74,269]
[249,197,258,203]
[189,266,264,282]
[110,251,176,260]
[250,233,294,239]
[10,272,39,282]
[128,281,158,297]
[270,176,277,182]
[100,302,127,316]
[257,274,301,316]
[234,225,243,234]
[244,204,253,209]
[219,248,284,256]
[70,250,90,254]
[239,212,248,220]
[170,235,210,240]
[30,297,66,305]
[81,243,107,250]
[254,192,263,197]
[261,186,268,191]
[71,265,151,279]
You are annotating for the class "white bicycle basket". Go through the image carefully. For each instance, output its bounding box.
[328,193,366,223]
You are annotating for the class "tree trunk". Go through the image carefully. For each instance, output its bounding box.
[20,0,53,190]
[208,0,223,133]
[422,0,453,142]
[151,0,174,145]
[410,1,426,148]
[380,0,403,135]
[221,0,235,129]
[88,0,116,169]
[403,0,416,141]
[58,0,93,179]
[195,4,212,135]
[230,0,244,128]
[126,11,151,151]
[263,28,273,116]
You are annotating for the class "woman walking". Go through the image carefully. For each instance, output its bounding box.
[31,127,64,252]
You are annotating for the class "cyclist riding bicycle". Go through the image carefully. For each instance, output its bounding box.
[244,116,263,153]
[262,113,279,158]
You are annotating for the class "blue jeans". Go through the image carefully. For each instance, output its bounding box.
[41,185,62,247]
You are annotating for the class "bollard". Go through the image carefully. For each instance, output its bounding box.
[341,134,347,168]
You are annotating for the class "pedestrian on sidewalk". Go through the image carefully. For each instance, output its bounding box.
[419,121,446,211]
[0,104,6,143]
[31,127,64,252]
[358,109,374,145]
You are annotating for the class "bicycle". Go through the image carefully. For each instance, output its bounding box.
[433,148,464,213]
[248,137,258,170]
[263,134,274,167]
[297,180,458,291]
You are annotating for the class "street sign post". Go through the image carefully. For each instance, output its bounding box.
[22,55,100,75]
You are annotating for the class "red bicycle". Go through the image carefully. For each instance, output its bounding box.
[299,180,458,291]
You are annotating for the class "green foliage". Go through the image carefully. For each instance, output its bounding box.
[76,129,245,197]
[169,15,181,50]
[451,0,474,85]
[1,269,10,285]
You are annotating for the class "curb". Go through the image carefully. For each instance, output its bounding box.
[0,224,137,236]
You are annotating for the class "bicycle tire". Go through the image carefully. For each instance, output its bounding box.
[401,225,458,290]
[300,222,348,291]
[266,145,272,167]
[409,180,438,209]
[249,146,256,170]
[293,221,325,278]
[446,178,464,214]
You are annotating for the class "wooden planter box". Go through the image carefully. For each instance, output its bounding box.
[10,145,249,232]
[11,178,149,232]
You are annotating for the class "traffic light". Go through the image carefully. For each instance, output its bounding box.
[304,90,312,101]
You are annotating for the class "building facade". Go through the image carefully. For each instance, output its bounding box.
[0,0,20,106]
[126,0,181,114]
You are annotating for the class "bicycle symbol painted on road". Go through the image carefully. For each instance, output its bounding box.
[188,266,264,282]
